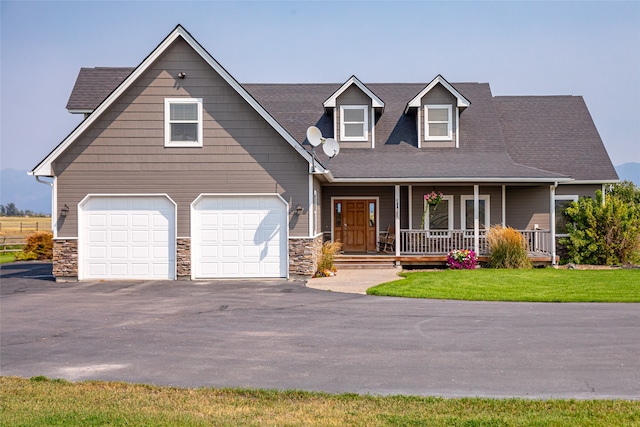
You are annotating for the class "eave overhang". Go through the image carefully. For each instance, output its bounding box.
[323,75,385,113]
[404,74,471,114]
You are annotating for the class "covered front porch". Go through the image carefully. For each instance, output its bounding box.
[321,182,577,266]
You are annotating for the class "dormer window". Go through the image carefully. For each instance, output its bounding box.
[424,105,452,141]
[340,105,368,141]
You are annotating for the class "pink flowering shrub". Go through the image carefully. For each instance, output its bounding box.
[446,249,477,269]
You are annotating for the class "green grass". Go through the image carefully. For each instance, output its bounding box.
[1,377,639,426]
[0,252,16,264]
[367,269,640,302]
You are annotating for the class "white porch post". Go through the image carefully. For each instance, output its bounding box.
[474,184,479,254]
[501,185,506,226]
[395,185,401,257]
[550,183,558,265]
[408,185,413,230]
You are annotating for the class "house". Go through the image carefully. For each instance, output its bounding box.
[31,25,619,281]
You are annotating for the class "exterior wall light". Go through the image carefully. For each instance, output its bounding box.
[295,205,304,215]
[177,72,186,79]
[61,204,69,217]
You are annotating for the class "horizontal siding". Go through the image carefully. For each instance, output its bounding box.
[54,37,310,238]
[506,184,601,230]
[507,186,551,230]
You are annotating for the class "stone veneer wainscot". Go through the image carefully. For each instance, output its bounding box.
[53,238,78,282]
[289,234,323,277]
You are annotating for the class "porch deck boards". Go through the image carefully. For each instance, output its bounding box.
[335,252,558,269]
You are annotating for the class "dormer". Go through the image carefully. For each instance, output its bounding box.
[323,76,385,148]
[405,75,470,148]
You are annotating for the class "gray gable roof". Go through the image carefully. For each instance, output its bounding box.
[495,96,618,181]
[66,67,134,111]
[65,67,617,182]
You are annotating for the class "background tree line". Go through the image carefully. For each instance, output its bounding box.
[0,202,49,217]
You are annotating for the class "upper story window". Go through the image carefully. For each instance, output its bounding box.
[340,105,368,141]
[424,105,452,141]
[164,98,203,147]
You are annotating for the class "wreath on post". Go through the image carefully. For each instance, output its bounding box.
[421,191,444,229]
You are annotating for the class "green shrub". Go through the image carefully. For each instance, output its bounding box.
[15,231,53,261]
[486,225,532,269]
[315,241,342,277]
[561,185,640,265]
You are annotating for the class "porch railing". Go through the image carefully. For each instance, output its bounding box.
[399,229,551,256]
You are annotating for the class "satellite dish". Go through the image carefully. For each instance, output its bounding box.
[306,126,323,147]
[323,138,340,158]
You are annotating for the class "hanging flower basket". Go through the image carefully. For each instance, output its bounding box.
[421,191,444,229]
[424,191,443,206]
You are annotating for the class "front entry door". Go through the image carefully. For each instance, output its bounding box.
[334,199,377,253]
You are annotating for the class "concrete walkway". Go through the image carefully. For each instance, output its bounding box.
[305,268,403,294]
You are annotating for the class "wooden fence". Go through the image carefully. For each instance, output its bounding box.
[0,222,48,233]
[1,236,26,253]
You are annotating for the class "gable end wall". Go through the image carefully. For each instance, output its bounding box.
[53,37,310,238]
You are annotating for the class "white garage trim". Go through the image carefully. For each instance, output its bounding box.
[78,194,177,281]
[191,194,289,279]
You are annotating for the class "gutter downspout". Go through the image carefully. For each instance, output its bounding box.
[34,175,56,237]
[550,182,558,266]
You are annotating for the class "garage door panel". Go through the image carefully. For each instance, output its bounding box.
[89,214,107,226]
[111,230,128,243]
[80,196,175,280]
[110,246,128,258]
[89,230,107,243]
[193,195,287,278]
[222,263,240,275]
[222,229,239,241]
[131,214,150,227]
[221,245,239,258]
[243,245,260,258]
[222,213,239,226]
[90,264,107,276]
[109,263,128,276]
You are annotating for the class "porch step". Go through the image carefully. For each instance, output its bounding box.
[334,254,397,269]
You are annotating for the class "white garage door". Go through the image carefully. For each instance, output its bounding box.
[79,196,176,280]
[192,195,288,279]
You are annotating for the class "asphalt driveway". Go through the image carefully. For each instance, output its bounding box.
[1,262,639,399]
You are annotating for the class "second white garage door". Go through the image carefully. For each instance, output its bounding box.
[192,195,288,279]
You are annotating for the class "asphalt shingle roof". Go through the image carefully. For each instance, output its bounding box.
[65,68,617,182]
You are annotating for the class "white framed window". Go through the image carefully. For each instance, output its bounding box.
[424,195,454,233]
[461,195,491,233]
[164,98,203,147]
[554,195,578,236]
[340,105,368,141]
[424,105,452,141]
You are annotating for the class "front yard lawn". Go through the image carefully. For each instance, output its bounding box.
[0,252,16,264]
[366,268,640,302]
[2,377,639,426]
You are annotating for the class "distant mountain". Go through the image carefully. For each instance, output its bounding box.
[615,162,640,186]
[0,169,51,215]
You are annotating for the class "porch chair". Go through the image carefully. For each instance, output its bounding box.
[378,226,395,253]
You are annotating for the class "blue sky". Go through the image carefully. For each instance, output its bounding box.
[1,1,639,172]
